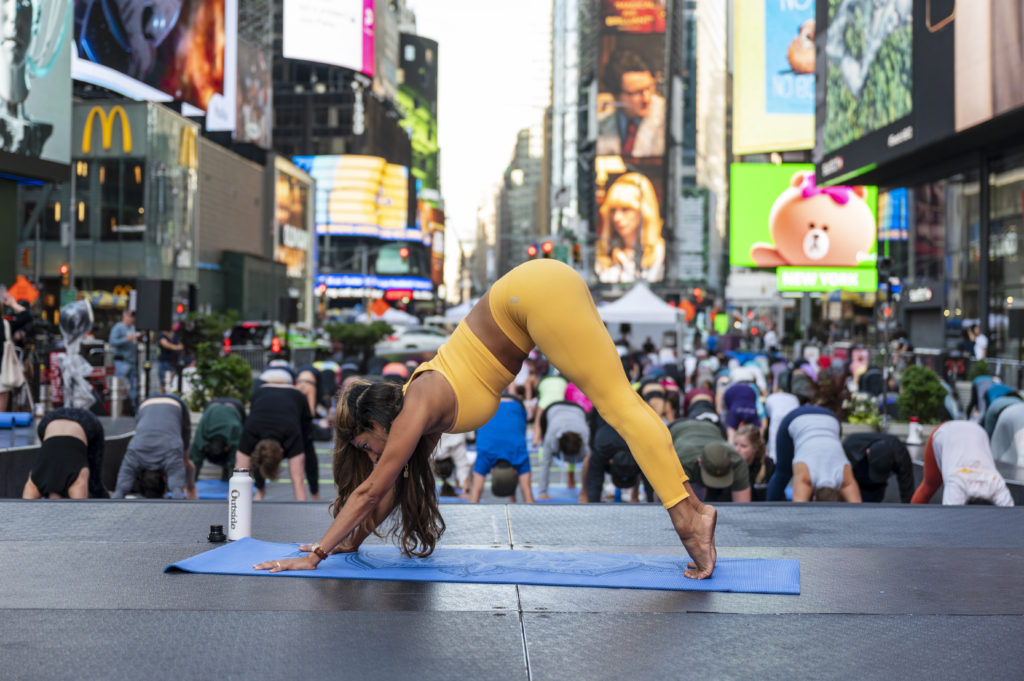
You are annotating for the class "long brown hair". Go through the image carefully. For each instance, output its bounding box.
[735,424,768,484]
[331,379,445,557]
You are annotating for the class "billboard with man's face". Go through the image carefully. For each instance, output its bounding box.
[0,0,72,179]
[594,0,667,284]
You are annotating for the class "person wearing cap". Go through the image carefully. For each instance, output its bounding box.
[911,421,1013,506]
[190,397,246,483]
[842,432,915,503]
[584,420,653,502]
[669,420,750,502]
[766,405,861,502]
[469,394,534,503]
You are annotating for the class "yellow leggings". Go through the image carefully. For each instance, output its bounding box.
[489,259,689,508]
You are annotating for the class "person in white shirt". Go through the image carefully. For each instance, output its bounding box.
[911,420,1013,506]
[972,324,988,360]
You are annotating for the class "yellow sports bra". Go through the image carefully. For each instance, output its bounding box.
[406,322,514,434]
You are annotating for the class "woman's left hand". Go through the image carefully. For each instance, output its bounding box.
[253,554,320,573]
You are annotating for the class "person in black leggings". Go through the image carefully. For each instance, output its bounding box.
[23,408,108,499]
[236,383,316,500]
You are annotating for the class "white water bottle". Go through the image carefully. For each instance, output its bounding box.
[228,468,253,540]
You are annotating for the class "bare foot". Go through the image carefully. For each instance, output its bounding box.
[670,499,717,579]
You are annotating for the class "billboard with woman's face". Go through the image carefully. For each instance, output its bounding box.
[0,0,72,179]
[594,0,667,284]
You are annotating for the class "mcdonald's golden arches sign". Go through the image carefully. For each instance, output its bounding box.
[82,106,132,154]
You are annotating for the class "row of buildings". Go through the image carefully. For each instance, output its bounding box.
[475,0,1024,363]
[2,0,443,330]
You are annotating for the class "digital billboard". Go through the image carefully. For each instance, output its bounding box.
[729,163,878,292]
[594,0,667,285]
[732,0,816,155]
[274,166,311,278]
[235,38,271,147]
[282,0,374,77]
[0,0,72,180]
[398,33,439,190]
[293,155,420,239]
[418,200,445,286]
[73,0,235,125]
[815,1,1024,185]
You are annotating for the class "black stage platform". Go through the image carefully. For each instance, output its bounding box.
[2,502,1022,680]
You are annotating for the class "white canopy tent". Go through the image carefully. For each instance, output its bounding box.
[597,281,685,352]
[358,307,419,326]
[444,298,479,322]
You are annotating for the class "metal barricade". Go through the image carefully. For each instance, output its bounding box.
[290,347,318,367]
[227,345,267,372]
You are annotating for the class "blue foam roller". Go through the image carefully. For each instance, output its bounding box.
[0,412,32,428]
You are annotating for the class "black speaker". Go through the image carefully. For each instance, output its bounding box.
[135,279,173,331]
[1010,309,1024,338]
[279,296,299,325]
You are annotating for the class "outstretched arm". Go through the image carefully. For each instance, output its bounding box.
[839,465,862,502]
[255,377,450,571]
[911,430,941,504]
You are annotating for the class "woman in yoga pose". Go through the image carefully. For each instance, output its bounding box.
[255,259,717,579]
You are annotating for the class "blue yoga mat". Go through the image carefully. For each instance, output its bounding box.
[165,537,800,594]
[185,480,257,500]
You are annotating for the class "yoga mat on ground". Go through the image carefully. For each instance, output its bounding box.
[188,480,257,500]
[165,537,800,594]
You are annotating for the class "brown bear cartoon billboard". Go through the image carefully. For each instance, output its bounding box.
[749,170,876,268]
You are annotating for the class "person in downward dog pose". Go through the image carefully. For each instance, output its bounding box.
[255,260,717,578]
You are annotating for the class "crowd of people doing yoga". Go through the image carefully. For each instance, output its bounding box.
[21,262,1017,580]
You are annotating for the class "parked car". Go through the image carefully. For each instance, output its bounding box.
[374,325,449,358]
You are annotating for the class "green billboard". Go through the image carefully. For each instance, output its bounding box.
[729,163,878,292]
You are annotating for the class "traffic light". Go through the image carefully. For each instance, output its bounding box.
[271,336,282,355]
[572,243,582,266]
[59,263,69,287]
[399,246,409,259]
[541,241,554,258]
[527,244,538,258]
[176,302,185,315]
[315,283,328,297]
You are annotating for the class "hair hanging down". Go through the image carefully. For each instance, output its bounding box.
[735,424,768,484]
[558,432,583,458]
[331,379,445,557]
[813,486,842,502]
[251,439,284,481]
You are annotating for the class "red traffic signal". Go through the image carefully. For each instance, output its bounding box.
[59,264,69,275]
[399,246,410,259]
[175,303,185,315]
[315,283,328,296]
[541,241,554,255]
[527,244,538,258]
[271,337,282,354]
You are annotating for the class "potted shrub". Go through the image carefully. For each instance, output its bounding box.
[896,365,947,424]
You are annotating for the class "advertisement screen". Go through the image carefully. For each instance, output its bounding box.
[594,0,667,284]
[733,0,816,155]
[0,0,72,178]
[274,169,311,278]
[814,1,1024,184]
[282,0,374,77]
[729,163,878,292]
[398,34,439,190]
[73,0,234,120]
[418,201,445,286]
[234,38,271,147]
[294,155,420,239]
